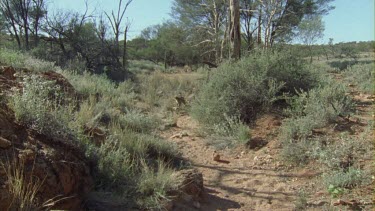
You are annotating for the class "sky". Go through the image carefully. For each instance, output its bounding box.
[51,0,374,44]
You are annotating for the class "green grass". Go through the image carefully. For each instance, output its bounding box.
[343,62,375,94]
[1,159,42,211]
[0,48,57,72]
[9,75,75,139]
[128,60,164,74]
[323,168,369,190]
[1,49,182,210]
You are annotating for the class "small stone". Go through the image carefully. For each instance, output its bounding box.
[0,137,12,149]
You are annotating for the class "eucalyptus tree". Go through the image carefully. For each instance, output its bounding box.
[172,0,228,63]
[297,15,325,62]
[259,0,334,48]
[0,0,46,49]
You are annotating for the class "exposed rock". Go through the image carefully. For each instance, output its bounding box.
[0,66,16,80]
[0,108,93,210]
[0,70,93,210]
[0,137,11,149]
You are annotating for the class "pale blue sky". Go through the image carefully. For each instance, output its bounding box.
[51,0,374,43]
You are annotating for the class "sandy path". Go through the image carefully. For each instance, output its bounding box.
[161,115,307,211]
[160,78,374,210]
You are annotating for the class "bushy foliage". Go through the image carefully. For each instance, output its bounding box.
[344,62,374,94]
[136,161,177,209]
[62,71,116,97]
[118,109,158,134]
[128,60,164,74]
[281,79,354,141]
[91,126,179,207]
[0,49,57,72]
[191,50,318,127]
[280,75,356,165]
[323,168,368,189]
[10,75,74,139]
[139,72,201,111]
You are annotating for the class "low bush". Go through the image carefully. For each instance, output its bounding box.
[209,115,251,147]
[61,71,116,97]
[280,138,319,165]
[281,80,354,141]
[323,168,368,189]
[191,50,319,128]
[118,109,158,134]
[9,75,74,139]
[344,62,375,94]
[139,72,200,111]
[0,48,57,72]
[136,161,177,209]
[92,125,179,208]
[128,60,163,74]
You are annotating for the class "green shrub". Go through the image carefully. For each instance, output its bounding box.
[92,126,179,207]
[94,139,136,192]
[212,115,250,142]
[0,48,57,72]
[136,161,177,209]
[323,168,368,189]
[61,71,115,97]
[281,80,354,141]
[317,135,368,170]
[344,62,375,94]
[118,109,158,134]
[128,60,163,74]
[139,72,199,110]
[294,190,308,211]
[280,138,318,165]
[280,79,354,164]
[191,50,317,126]
[327,184,345,198]
[0,49,27,67]
[9,75,74,139]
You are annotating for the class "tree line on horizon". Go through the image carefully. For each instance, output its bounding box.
[1,0,373,80]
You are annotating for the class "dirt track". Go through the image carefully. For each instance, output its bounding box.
[161,73,374,211]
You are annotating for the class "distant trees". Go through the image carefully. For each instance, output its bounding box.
[128,22,198,67]
[0,0,341,76]
[0,0,46,49]
[172,0,228,63]
[0,0,134,81]
[297,15,325,62]
[164,0,334,64]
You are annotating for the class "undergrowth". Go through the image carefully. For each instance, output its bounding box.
[4,51,182,209]
[191,50,319,146]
